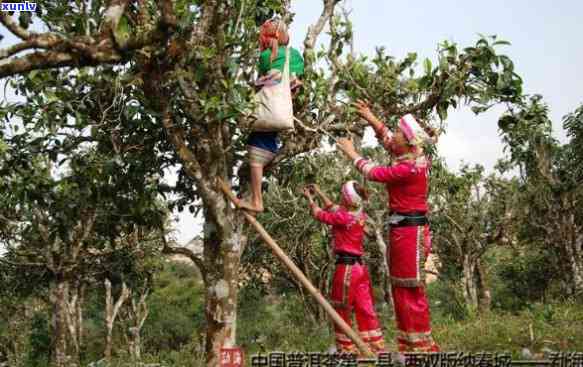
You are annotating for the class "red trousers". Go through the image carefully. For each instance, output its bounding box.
[330,263,385,354]
[389,225,439,352]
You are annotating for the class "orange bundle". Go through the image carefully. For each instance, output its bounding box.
[259,19,290,61]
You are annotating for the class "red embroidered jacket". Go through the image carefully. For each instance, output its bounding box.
[313,205,366,256]
[354,124,430,214]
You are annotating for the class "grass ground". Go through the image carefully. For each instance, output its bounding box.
[232,285,583,365]
[430,301,583,356]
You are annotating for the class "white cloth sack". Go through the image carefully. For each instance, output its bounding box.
[252,47,294,131]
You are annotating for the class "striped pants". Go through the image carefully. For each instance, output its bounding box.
[330,263,385,355]
[389,225,440,352]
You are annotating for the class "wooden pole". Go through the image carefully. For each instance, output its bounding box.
[217,178,374,357]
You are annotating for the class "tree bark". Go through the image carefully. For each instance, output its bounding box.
[461,255,478,311]
[372,219,394,317]
[64,280,85,358]
[50,276,72,367]
[203,211,247,367]
[126,284,150,361]
[565,242,583,296]
[475,260,491,312]
[104,279,130,362]
[76,283,85,351]
[563,211,583,296]
[461,255,491,313]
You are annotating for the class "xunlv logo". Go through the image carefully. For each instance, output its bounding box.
[1,2,37,12]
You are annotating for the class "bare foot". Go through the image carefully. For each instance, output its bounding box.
[234,199,264,214]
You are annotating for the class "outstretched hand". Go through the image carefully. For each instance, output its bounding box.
[302,187,314,200]
[353,99,376,122]
[305,183,319,193]
[336,138,358,160]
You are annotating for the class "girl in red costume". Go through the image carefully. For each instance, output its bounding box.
[303,182,385,355]
[336,100,440,352]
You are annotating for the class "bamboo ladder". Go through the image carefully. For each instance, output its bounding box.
[217,177,375,358]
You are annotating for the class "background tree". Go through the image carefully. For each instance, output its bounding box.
[497,96,583,297]
[0,148,165,366]
[430,161,519,315]
[0,63,166,365]
[99,224,163,362]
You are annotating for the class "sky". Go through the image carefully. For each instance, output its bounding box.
[2,1,582,245]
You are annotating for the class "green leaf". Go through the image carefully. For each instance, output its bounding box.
[437,103,448,120]
[114,15,131,48]
[18,12,32,29]
[499,55,513,71]
[407,52,418,62]
[424,58,432,75]
[496,75,506,90]
[471,105,490,115]
[493,40,511,46]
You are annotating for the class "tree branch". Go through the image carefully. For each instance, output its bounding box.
[304,0,340,51]
[0,51,77,79]
[387,88,445,117]
[450,231,464,259]
[162,244,206,274]
[99,0,132,40]
[160,107,217,214]
[444,212,465,233]
[70,209,97,260]
[161,234,206,277]
[0,27,66,59]
[0,40,42,60]
[159,0,177,31]
[0,3,169,79]
[106,279,130,328]
[190,0,219,46]
[136,287,149,329]
[0,9,33,39]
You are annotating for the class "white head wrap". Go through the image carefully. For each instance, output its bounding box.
[341,180,362,207]
[398,114,433,146]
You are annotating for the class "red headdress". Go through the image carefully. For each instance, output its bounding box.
[259,18,290,62]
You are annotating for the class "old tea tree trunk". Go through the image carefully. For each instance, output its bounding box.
[201,203,248,365]
[104,279,130,361]
[49,275,72,367]
[164,204,247,366]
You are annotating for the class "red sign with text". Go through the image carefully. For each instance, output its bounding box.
[220,347,244,367]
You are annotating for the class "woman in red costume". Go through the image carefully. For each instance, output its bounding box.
[303,182,385,355]
[336,100,440,352]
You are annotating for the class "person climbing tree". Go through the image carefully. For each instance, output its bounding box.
[336,100,440,352]
[303,182,386,355]
[236,18,304,213]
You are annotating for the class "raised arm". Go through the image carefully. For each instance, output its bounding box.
[307,184,334,209]
[336,138,416,184]
[303,187,321,218]
[354,157,416,183]
[303,186,351,226]
[354,100,385,131]
[313,207,353,226]
[354,100,393,150]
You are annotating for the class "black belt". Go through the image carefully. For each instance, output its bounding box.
[390,211,426,216]
[389,212,428,227]
[335,252,363,265]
